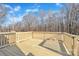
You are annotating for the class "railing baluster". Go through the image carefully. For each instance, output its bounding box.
[6,34,9,44]
[6,34,8,44]
[0,34,2,46]
[3,34,4,45]
[4,34,6,45]
[5,35,7,45]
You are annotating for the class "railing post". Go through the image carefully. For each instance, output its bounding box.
[72,36,75,55]
[72,36,78,56]
[74,38,78,56]
[77,39,79,56]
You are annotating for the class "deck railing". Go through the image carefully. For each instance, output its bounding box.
[0,31,78,56]
[0,32,16,48]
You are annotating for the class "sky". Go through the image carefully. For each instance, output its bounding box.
[1,3,63,25]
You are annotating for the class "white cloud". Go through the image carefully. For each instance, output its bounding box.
[4,4,13,10]
[56,3,63,7]
[34,4,40,8]
[2,4,22,25]
[7,14,23,25]
[9,10,14,14]
[26,9,31,13]
[15,16,23,22]
[14,6,21,12]
[56,3,60,5]
[5,4,21,12]
[4,4,14,14]
[26,8,39,13]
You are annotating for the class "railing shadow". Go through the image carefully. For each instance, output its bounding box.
[39,39,70,56]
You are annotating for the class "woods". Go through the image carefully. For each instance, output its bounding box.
[0,3,79,35]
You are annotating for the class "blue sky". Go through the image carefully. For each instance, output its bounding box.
[4,3,63,15]
[2,3,63,25]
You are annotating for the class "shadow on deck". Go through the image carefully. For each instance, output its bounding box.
[39,39,70,56]
[0,44,25,56]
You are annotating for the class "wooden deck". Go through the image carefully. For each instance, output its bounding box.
[16,39,67,56]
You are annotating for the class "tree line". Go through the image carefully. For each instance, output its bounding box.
[0,4,79,35]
